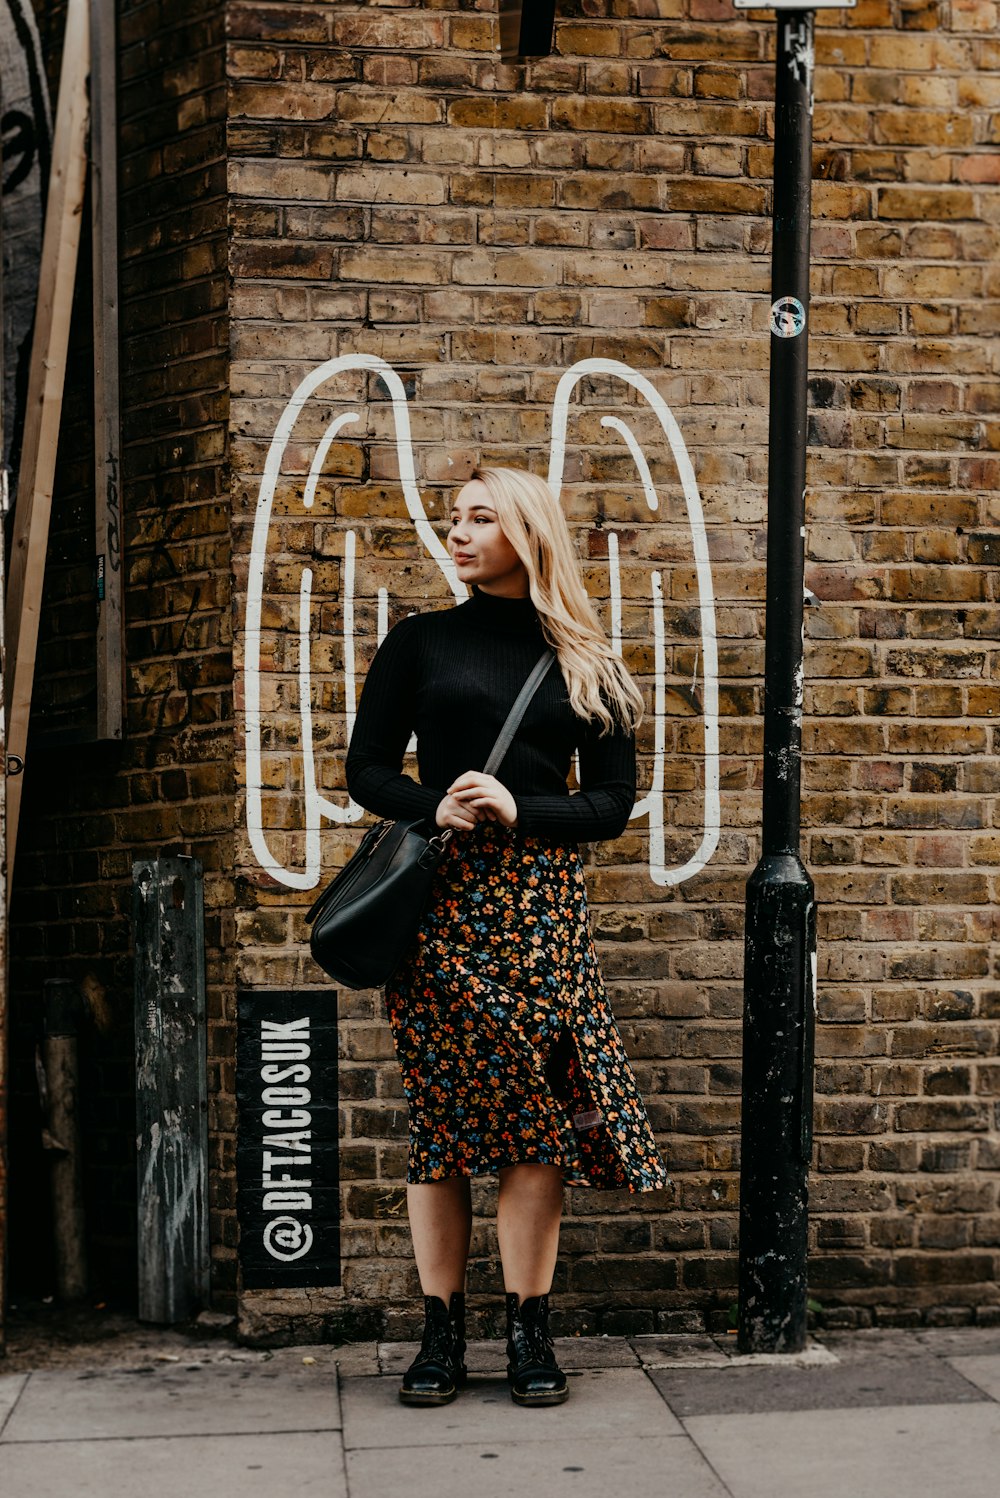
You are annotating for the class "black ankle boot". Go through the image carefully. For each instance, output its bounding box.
[505,1292,568,1406]
[399,1292,467,1405]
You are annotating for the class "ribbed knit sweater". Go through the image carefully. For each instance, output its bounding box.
[345,587,637,842]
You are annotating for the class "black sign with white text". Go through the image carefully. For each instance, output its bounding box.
[236,990,340,1289]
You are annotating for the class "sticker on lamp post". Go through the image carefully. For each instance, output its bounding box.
[770,296,806,339]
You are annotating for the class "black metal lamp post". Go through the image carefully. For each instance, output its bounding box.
[733,0,852,1354]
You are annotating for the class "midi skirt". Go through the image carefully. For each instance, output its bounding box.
[385,823,669,1192]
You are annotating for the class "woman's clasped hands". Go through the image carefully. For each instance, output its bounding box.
[435,772,518,831]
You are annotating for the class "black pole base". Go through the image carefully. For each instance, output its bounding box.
[738,854,816,1354]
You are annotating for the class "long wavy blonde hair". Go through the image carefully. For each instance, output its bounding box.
[470,466,644,734]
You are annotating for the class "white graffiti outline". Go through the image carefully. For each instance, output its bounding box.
[549,358,720,887]
[246,354,462,887]
[245,354,720,891]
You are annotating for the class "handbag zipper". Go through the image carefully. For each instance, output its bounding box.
[366,820,395,857]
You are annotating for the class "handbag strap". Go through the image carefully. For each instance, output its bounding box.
[483,650,557,778]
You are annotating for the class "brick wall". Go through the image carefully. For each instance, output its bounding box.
[8,0,234,1304]
[229,1,1000,1342]
[10,0,999,1340]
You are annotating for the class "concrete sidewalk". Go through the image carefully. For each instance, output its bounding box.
[2,1325,1000,1497]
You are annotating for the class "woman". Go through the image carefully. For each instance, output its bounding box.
[346,467,668,1408]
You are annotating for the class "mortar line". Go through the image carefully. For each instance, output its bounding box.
[676,1413,739,1498]
[0,1426,344,1444]
[334,1366,352,1496]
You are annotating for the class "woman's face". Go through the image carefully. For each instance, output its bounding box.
[447,481,529,597]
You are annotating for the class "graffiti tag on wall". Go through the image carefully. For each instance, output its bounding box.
[244,354,720,893]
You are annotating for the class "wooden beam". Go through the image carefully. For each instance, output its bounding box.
[91,0,124,742]
[4,0,90,890]
[0,544,6,1348]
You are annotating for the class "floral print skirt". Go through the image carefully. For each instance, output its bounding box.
[384,823,669,1192]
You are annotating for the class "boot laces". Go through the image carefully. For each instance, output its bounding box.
[515,1303,556,1367]
[526,1320,555,1364]
[414,1312,455,1368]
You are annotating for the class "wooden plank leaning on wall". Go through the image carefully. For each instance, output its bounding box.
[4,0,90,893]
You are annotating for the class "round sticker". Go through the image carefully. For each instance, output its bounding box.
[770,296,806,339]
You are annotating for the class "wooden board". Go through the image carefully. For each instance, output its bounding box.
[91,0,123,741]
[0,529,6,1349]
[4,0,90,888]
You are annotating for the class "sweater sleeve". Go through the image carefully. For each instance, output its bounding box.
[345,616,445,824]
[513,714,637,842]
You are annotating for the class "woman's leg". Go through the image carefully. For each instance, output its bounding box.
[497,1164,568,1405]
[496,1162,564,1298]
[407,1177,473,1300]
[401,1178,471,1404]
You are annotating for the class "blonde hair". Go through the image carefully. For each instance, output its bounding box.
[470,466,644,735]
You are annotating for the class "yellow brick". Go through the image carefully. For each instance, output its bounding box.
[551,97,651,134]
[657,103,763,137]
[447,97,548,130]
[557,23,622,58]
[875,110,974,149]
[335,168,446,206]
[351,241,455,284]
[878,187,977,220]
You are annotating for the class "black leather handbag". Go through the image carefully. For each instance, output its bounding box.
[306,648,556,989]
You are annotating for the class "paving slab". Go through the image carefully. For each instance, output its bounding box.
[918,1328,1000,1359]
[347,1434,726,1498]
[377,1336,637,1376]
[0,1362,340,1442]
[685,1403,1000,1498]
[542,1336,639,1368]
[328,1341,381,1376]
[631,1335,730,1368]
[814,1336,922,1372]
[718,1344,838,1369]
[948,1355,1000,1402]
[817,1329,941,1364]
[341,1368,680,1450]
[650,1348,989,1418]
[0,1374,26,1432]
[0,1432,346,1498]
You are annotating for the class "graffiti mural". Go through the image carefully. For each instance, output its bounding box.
[244,354,720,894]
[1,0,51,484]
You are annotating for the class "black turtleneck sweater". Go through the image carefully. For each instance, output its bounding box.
[345,587,636,842]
